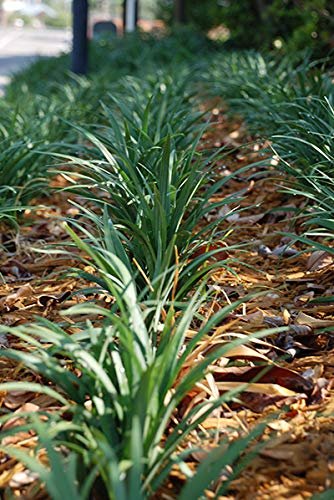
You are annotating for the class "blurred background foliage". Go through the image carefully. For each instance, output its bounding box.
[4,1,333,55]
[156,0,334,54]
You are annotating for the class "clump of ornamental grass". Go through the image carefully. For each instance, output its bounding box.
[0,32,214,223]
[0,262,276,499]
[0,84,99,223]
[53,73,252,301]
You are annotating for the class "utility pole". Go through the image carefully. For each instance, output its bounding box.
[71,0,89,74]
[123,0,139,33]
[175,0,186,24]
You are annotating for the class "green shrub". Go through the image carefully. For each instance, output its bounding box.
[156,0,334,54]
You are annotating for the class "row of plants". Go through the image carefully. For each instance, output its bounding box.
[5,31,332,244]
[6,28,213,100]
[208,51,334,250]
[0,41,277,497]
[0,29,213,224]
[0,31,332,497]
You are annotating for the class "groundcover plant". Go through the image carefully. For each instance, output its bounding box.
[208,51,334,249]
[0,275,276,498]
[0,30,213,224]
[54,72,254,303]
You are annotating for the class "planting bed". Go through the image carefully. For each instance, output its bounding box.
[0,31,333,499]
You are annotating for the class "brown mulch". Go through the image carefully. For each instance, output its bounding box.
[0,108,333,499]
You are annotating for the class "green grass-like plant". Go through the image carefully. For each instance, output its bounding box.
[209,51,334,249]
[53,73,248,300]
[0,269,278,498]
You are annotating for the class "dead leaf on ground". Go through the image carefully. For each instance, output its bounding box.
[219,344,271,362]
[307,251,333,272]
[0,284,34,312]
[203,333,274,362]
[214,365,313,393]
[267,420,292,433]
[238,310,264,325]
[9,470,40,488]
[272,245,299,257]
[296,312,334,329]
[216,381,298,397]
[3,391,34,410]
[190,242,228,262]
[37,290,71,308]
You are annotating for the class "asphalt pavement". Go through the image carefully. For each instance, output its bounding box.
[0,27,71,92]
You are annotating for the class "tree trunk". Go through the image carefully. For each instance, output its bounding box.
[255,0,266,20]
[71,0,88,75]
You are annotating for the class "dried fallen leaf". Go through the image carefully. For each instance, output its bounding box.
[289,324,313,336]
[295,312,334,328]
[37,290,71,308]
[258,293,281,307]
[216,381,297,397]
[307,251,333,272]
[0,284,34,312]
[205,341,271,362]
[0,334,9,348]
[267,420,292,433]
[264,316,285,327]
[258,245,272,257]
[235,213,265,224]
[200,417,242,430]
[2,403,40,430]
[283,309,291,324]
[294,291,314,306]
[259,443,304,461]
[190,242,228,261]
[221,344,271,362]
[286,272,306,281]
[272,245,299,257]
[214,365,313,393]
[238,310,264,325]
[3,391,33,410]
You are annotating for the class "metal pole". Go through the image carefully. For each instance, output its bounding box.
[175,0,186,24]
[123,0,138,33]
[135,0,139,27]
[123,0,126,32]
[71,0,88,74]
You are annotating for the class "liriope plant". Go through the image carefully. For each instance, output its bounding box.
[0,83,98,222]
[0,264,277,499]
[208,50,334,251]
[51,72,251,301]
[208,51,333,136]
[270,97,334,247]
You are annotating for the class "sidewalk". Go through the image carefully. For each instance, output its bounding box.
[0,27,71,93]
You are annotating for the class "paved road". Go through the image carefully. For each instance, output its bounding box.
[0,27,71,91]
